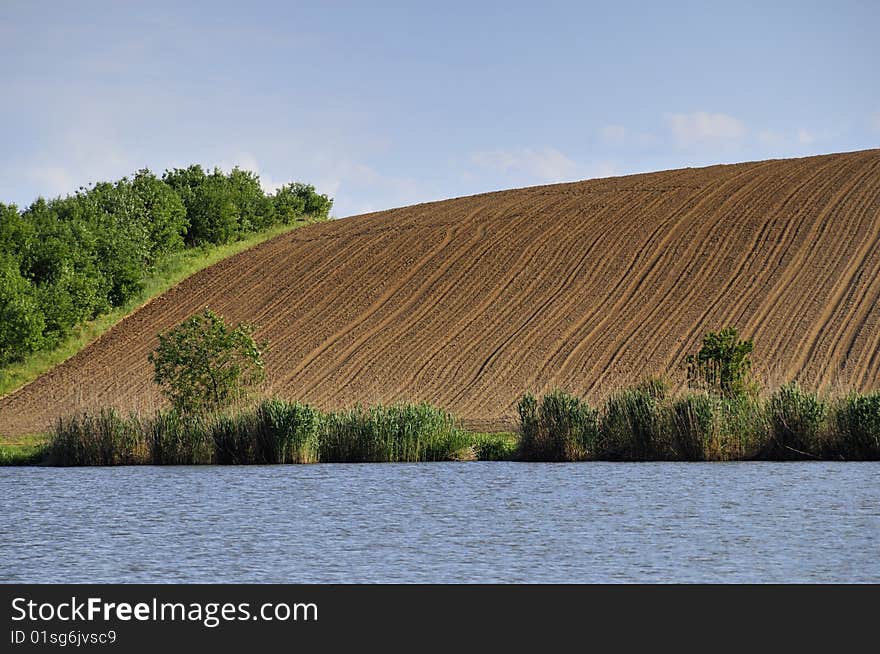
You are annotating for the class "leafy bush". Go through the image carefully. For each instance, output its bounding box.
[0,253,45,365]
[686,327,756,398]
[149,309,267,414]
[518,390,599,461]
[272,183,333,223]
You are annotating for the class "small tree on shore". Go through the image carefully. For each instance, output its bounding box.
[686,327,755,398]
[149,308,267,414]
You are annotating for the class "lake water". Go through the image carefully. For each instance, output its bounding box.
[1,462,878,583]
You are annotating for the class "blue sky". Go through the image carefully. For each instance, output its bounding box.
[1,0,878,217]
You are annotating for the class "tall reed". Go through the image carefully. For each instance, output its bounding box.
[827,392,880,460]
[761,383,827,460]
[39,385,880,466]
[319,402,469,462]
[50,409,146,465]
[599,377,671,460]
[252,399,321,463]
[518,390,599,461]
[149,411,214,464]
[668,393,767,460]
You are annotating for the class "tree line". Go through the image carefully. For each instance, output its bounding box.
[0,165,332,366]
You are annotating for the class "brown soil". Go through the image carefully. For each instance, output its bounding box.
[2,149,880,435]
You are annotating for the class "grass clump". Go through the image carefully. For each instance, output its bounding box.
[320,402,468,462]
[467,432,519,461]
[0,441,48,465]
[148,411,214,464]
[45,400,472,465]
[828,392,880,460]
[252,399,322,463]
[669,393,721,461]
[49,409,147,466]
[762,382,827,460]
[518,390,599,461]
[33,384,880,465]
[668,394,767,460]
[599,377,671,460]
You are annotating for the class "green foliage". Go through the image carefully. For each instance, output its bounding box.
[828,393,880,460]
[46,400,470,465]
[0,165,330,373]
[518,389,599,461]
[0,254,45,364]
[179,170,241,246]
[162,166,329,245]
[209,400,323,464]
[0,222,301,397]
[34,386,880,466]
[148,309,267,414]
[253,399,322,463]
[272,183,333,223]
[686,327,756,397]
[467,432,519,461]
[49,409,145,466]
[227,168,276,232]
[669,394,720,461]
[600,377,671,460]
[148,411,214,465]
[320,402,469,462]
[0,441,48,466]
[762,382,827,460]
[125,170,189,261]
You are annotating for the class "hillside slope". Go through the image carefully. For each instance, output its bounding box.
[2,149,880,435]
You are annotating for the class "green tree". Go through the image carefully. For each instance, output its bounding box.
[22,197,109,339]
[273,182,333,220]
[148,308,267,414]
[1,165,330,377]
[0,202,33,253]
[227,167,275,231]
[271,183,307,223]
[686,327,756,398]
[127,170,189,261]
[0,254,45,364]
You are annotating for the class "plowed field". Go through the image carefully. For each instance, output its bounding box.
[3,149,880,435]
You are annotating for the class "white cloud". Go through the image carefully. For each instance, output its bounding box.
[470,147,581,183]
[466,147,618,192]
[318,160,422,216]
[600,125,628,145]
[796,129,816,145]
[16,122,135,201]
[665,112,747,147]
[599,125,658,148]
[757,129,785,147]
